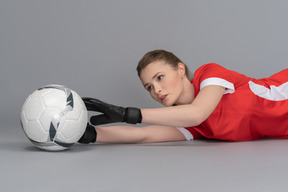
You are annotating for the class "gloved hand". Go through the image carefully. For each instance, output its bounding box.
[82,97,142,125]
[78,123,97,144]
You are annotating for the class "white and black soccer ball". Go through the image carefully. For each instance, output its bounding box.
[20,85,88,151]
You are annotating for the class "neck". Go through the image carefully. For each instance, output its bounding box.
[176,78,195,105]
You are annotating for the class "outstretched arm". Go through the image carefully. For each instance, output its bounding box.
[83,85,225,128]
[78,123,186,144]
[95,125,186,143]
[141,85,225,127]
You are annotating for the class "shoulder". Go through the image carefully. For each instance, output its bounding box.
[193,63,228,83]
[194,63,246,82]
[195,63,226,74]
[192,63,244,95]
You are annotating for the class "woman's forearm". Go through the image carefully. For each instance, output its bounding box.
[141,86,225,127]
[141,105,202,127]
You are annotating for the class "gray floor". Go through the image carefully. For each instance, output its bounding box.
[1,126,288,192]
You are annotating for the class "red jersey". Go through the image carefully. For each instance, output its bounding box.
[184,63,288,141]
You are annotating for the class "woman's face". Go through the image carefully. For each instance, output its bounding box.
[139,60,188,106]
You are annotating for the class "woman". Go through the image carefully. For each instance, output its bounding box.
[79,50,288,144]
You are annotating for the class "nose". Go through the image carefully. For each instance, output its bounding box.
[154,84,161,94]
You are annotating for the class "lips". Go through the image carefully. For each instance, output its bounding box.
[160,95,168,103]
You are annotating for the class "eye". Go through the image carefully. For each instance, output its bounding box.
[157,75,164,81]
[146,85,153,92]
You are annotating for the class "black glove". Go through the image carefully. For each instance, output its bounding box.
[82,97,142,125]
[78,123,97,144]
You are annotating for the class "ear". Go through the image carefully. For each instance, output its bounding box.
[177,63,186,78]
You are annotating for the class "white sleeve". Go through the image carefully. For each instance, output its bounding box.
[200,77,235,94]
[177,128,194,141]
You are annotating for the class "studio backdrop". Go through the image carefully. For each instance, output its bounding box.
[1,0,288,129]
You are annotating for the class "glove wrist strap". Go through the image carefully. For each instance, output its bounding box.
[125,107,142,124]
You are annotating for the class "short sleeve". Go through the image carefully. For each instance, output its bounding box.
[193,63,248,95]
[200,77,235,94]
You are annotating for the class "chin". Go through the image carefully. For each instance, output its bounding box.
[155,99,175,107]
[163,101,175,107]
[158,101,169,107]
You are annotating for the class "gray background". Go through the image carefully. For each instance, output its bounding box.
[1,1,288,192]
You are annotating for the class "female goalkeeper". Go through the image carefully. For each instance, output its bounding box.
[79,50,288,144]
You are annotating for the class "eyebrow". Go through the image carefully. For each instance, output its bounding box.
[143,72,161,88]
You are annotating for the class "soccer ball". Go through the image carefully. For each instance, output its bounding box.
[20,85,88,151]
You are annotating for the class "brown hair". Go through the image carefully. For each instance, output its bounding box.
[137,49,190,79]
